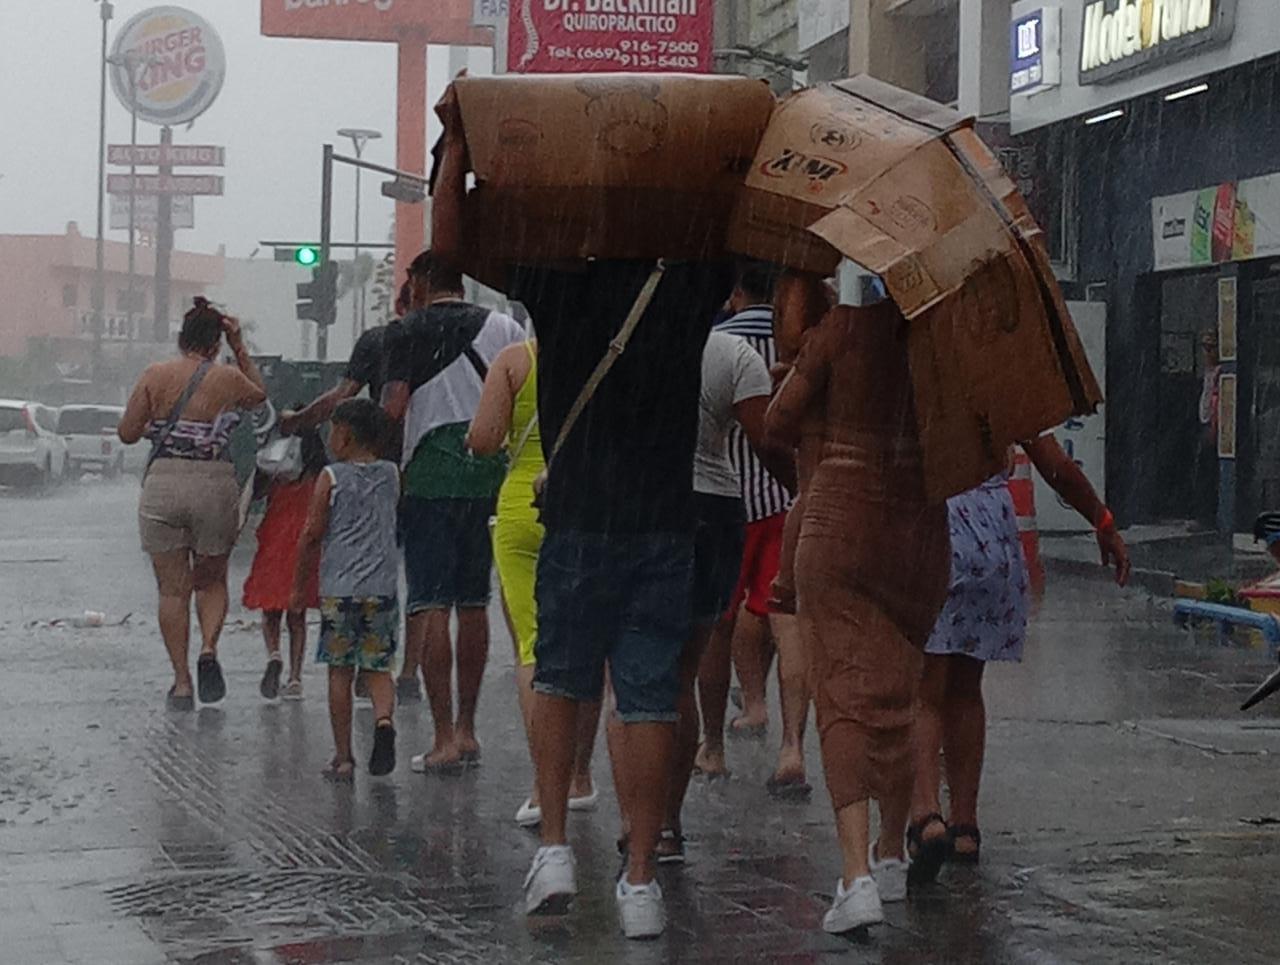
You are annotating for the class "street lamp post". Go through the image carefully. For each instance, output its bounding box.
[337,127,382,338]
[93,0,114,378]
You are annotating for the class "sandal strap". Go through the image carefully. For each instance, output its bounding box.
[907,812,948,845]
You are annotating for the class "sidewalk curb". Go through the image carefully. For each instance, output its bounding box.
[1044,555,1176,597]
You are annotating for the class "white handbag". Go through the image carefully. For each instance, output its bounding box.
[255,434,303,481]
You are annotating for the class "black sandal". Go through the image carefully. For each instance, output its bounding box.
[369,720,396,776]
[197,653,226,704]
[907,812,950,885]
[948,825,981,864]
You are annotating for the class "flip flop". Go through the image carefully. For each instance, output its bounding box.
[197,653,226,704]
[322,759,355,783]
[765,774,812,801]
[410,752,466,776]
[460,748,482,768]
[368,722,396,777]
[166,687,194,713]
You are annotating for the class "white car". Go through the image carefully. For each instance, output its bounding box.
[0,400,68,488]
[57,404,146,478]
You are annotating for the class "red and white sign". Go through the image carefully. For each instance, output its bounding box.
[110,7,226,127]
[508,0,713,73]
[108,144,225,167]
[260,0,488,44]
[107,173,224,196]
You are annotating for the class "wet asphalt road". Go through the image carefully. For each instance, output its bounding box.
[3,479,1280,964]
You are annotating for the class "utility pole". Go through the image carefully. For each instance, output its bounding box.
[153,126,174,342]
[93,0,114,378]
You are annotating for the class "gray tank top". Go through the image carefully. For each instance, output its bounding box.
[319,460,400,599]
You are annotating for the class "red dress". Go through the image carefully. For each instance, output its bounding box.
[242,476,320,611]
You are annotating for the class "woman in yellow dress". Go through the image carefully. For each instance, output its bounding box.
[467,338,601,827]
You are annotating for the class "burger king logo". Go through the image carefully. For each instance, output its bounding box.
[110,6,226,127]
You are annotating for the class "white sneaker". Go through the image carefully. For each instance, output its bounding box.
[568,786,599,812]
[615,876,665,940]
[515,798,542,828]
[822,875,884,934]
[869,843,908,902]
[524,845,576,915]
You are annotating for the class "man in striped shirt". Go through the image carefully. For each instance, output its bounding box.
[695,262,810,796]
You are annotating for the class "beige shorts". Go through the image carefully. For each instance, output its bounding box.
[139,459,240,557]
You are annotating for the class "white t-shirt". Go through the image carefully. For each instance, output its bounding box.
[694,331,772,498]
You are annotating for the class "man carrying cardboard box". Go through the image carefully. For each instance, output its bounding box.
[431,79,736,940]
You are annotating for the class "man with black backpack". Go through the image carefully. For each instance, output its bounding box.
[383,250,525,773]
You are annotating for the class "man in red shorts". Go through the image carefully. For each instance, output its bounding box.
[695,262,810,796]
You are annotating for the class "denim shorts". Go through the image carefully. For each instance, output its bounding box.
[401,496,496,613]
[533,529,694,723]
[691,494,747,627]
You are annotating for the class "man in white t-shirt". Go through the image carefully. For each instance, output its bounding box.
[383,250,525,772]
[607,329,795,864]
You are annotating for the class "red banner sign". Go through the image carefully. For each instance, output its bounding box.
[108,145,225,167]
[508,0,713,73]
[260,0,487,44]
[107,173,224,196]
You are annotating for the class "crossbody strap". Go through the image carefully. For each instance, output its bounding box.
[145,360,213,475]
[547,261,666,468]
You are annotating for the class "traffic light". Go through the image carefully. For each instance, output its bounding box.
[294,245,320,267]
[296,260,338,328]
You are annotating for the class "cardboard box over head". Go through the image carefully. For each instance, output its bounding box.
[451,74,775,277]
[727,80,962,276]
[788,76,1101,502]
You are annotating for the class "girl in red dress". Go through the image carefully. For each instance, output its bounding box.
[243,428,328,700]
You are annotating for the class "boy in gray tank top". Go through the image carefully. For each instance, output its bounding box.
[292,399,401,781]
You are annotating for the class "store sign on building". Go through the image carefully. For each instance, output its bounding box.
[1011,7,1061,94]
[1152,171,1280,271]
[508,0,713,73]
[1079,0,1237,84]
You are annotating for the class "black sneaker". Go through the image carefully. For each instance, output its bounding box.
[197,654,226,704]
[369,722,396,776]
[396,675,422,704]
[259,656,283,700]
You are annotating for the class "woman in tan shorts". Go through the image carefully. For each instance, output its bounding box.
[119,298,267,710]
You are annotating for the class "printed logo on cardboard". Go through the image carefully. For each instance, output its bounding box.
[809,120,861,153]
[577,79,669,156]
[759,149,848,194]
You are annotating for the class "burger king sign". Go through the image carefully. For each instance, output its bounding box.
[110,6,226,127]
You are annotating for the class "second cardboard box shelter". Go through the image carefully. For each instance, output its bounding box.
[729,75,1102,502]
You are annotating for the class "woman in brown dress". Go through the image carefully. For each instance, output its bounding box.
[767,284,950,935]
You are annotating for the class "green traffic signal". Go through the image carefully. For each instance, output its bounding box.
[295,246,320,267]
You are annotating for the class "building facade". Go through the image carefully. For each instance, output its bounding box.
[0,223,224,401]
[1011,0,1280,532]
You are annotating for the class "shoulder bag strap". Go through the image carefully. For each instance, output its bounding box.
[462,343,489,384]
[546,261,666,469]
[145,360,213,475]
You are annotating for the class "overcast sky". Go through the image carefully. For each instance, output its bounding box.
[0,1,494,258]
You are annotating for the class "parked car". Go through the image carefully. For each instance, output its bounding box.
[0,400,68,488]
[57,404,144,477]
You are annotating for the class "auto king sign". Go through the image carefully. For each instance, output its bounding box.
[1079,0,1237,84]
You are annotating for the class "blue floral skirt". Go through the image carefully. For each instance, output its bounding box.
[924,477,1029,663]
